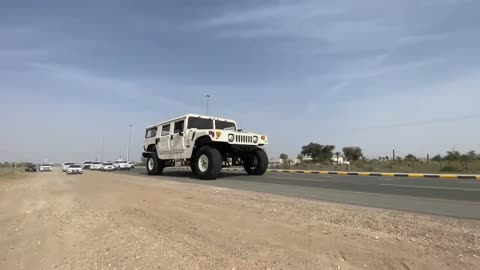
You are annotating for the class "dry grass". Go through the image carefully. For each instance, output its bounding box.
[276,160,480,174]
[0,167,28,180]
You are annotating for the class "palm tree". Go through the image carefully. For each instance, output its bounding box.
[335,152,340,164]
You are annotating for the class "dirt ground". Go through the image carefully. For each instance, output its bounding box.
[0,171,479,270]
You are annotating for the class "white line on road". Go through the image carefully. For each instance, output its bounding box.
[380,184,480,191]
[377,178,393,181]
[266,176,327,182]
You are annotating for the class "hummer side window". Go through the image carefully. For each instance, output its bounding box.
[174,120,184,134]
[161,125,170,136]
[145,127,157,138]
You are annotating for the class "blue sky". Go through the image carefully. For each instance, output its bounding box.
[1,0,480,162]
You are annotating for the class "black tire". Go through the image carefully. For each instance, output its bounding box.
[192,146,222,180]
[244,149,269,175]
[146,155,163,175]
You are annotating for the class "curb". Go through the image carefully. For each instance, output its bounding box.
[135,166,480,180]
[264,169,480,180]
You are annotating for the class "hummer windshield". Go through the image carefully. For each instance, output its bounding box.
[215,120,236,131]
[187,117,214,130]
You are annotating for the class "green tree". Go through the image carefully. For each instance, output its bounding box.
[467,150,477,160]
[461,151,477,172]
[445,151,460,166]
[404,154,417,170]
[342,147,363,163]
[445,151,461,161]
[301,143,335,162]
[279,153,289,161]
[431,154,443,168]
[404,154,417,161]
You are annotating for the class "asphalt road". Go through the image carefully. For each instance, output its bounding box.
[114,168,480,219]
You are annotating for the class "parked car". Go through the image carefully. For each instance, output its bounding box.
[83,161,93,169]
[100,162,115,171]
[114,160,131,170]
[90,161,102,170]
[128,161,135,169]
[39,164,52,172]
[62,162,75,172]
[24,163,37,172]
[66,164,83,174]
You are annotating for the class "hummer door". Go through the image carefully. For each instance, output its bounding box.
[157,123,171,156]
[170,120,186,157]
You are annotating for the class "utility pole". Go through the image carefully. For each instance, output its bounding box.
[392,149,396,165]
[203,94,213,115]
[127,124,133,162]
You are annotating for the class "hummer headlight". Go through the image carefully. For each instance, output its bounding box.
[228,134,234,142]
[253,136,258,143]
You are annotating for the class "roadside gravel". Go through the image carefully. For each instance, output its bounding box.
[0,171,478,270]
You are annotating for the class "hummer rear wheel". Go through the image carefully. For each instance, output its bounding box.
[192,146,222,180]
[146,155,163,175]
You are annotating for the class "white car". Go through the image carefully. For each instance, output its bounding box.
[39,164,52,172]
[101,162,115,171]
[62,162,75,172]
[90,161,102,170]
[142,114,268,180]
[114,160,131,170]
[82,161,93,169]
[66,164,83,174]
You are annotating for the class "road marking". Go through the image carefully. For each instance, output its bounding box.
[459,181,480,184]
[266,176,327,182]
[377,178,393,181]
[380,183,480,191]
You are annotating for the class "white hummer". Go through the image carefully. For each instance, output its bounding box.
[142,114,269,180]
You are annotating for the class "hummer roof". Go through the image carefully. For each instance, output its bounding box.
[146,114,236,129]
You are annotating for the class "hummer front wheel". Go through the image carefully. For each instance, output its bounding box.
[244,149,268,175]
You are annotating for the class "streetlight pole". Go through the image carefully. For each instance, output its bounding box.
[127,124,133,162]
[203,94,213,115]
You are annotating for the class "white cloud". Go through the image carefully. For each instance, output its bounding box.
[24,62,188,108]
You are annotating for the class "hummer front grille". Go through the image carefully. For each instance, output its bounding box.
[235,135,253,143]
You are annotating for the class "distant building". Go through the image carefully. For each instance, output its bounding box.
[269,159,281,166]
[331,157,350,165]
